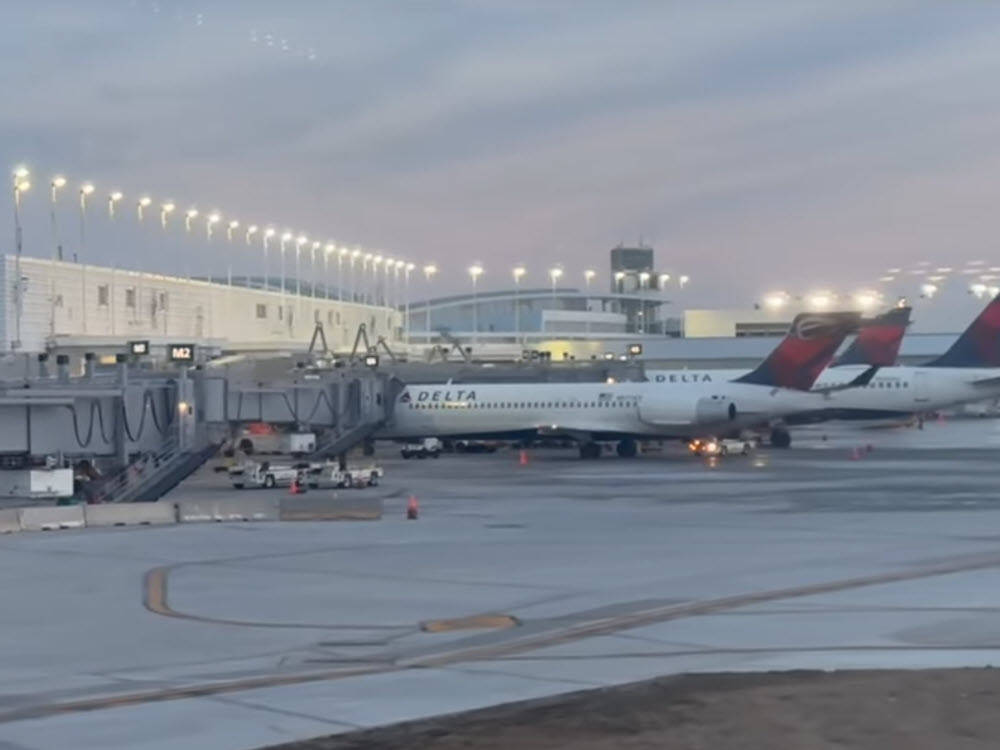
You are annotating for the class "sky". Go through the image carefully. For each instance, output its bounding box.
[4,0,1000,307]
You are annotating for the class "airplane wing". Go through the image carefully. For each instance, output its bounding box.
[971,374,1000,388]
[811,365,880,396]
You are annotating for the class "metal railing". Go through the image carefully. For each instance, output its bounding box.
[97,434,186,503]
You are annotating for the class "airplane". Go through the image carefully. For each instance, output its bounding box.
[647,306,911,447]
[379,312,861,458]
[645,295,1000,447]
[791,293,1000,430]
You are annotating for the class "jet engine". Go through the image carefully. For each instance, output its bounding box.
[638,394,737,427]
[695,396,737,424]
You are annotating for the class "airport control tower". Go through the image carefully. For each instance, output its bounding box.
[609,244,667,333]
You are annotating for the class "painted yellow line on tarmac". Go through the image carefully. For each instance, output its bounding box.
[421,614,520,633]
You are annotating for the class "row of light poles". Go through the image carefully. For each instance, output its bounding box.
[463,263,589,343]
[456,264,690,341]
[11,166,435,343]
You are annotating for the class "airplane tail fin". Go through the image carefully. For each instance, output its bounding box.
[734,312,861,391]
[925,294,1000,368]
[832,306,911,367]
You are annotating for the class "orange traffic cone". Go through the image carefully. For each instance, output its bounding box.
[519,449,529,466]
[406,495,419,520]
[290,477,303,495]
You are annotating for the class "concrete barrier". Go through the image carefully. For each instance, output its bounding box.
[18,505,86,531]
[0,509,21,534]
[280,494,382,521]
[175,496,280,523]
[84,502,177,528]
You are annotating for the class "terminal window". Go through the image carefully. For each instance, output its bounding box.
[97,285,109,307]
[125,288,136,308]
[256,304,267,319]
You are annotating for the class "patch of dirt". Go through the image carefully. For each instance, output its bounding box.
[266,668,1000,749]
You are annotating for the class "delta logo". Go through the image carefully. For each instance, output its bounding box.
[653,373,713,383]
[400,389,478,402]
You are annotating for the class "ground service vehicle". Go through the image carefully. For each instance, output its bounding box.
[230,461,303,489]
[401,438,442,459]
[307,464,384,489]
[689,438,755,456]
[234,429,317,457]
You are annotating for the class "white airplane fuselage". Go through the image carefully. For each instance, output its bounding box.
[648,366,1000,420]
[378,380,848,442]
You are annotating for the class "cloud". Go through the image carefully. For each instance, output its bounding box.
[4,1,1000,305]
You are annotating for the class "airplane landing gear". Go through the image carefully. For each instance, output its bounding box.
[616,438,638,457]
[770,427,791,448]
[579,442,601,459]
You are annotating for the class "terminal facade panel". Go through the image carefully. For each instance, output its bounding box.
[0,255,400,355]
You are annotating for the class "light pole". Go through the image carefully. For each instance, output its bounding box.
[206,212,221,283]
[295,234,307,299]
[394,259,404,312]
[549,265,562,301]
[107,191,123,219]
[350,248,361,302]
[226,220,239,286]
[337,246,348,301]
[373,255,384,306]
[324,243,335,299]
[584,269,596,335]
[160,201,175,274]
[404,261,414,345]
[423,264,437,339]
[183,208,198,281]
[372,254,383,305]
[137,195,152,222]
[362,253,373,304]
[78,182,95,261]
[160,201,176,229]
[245,225,258,288]
[469,263,483,345]
[50,175,66,261]
[381,256,391,307]
[280,231,292,297]
[513,265,525,345]
[262,227,275,289]
[12,167,30,350]
[311,241,320,297]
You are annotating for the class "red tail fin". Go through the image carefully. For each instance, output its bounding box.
[925,294,1000,367]
[833,306,911,367]
[735,312,861,390]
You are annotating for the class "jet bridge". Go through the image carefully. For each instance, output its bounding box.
[0,352,393,503]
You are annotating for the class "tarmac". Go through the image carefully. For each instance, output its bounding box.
[3,417,1000,749]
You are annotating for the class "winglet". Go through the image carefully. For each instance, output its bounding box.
[833,306,911,367]
[734,312,861,391]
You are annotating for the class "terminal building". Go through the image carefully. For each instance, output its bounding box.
[407,245,680,350]
[0,254,400,365]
